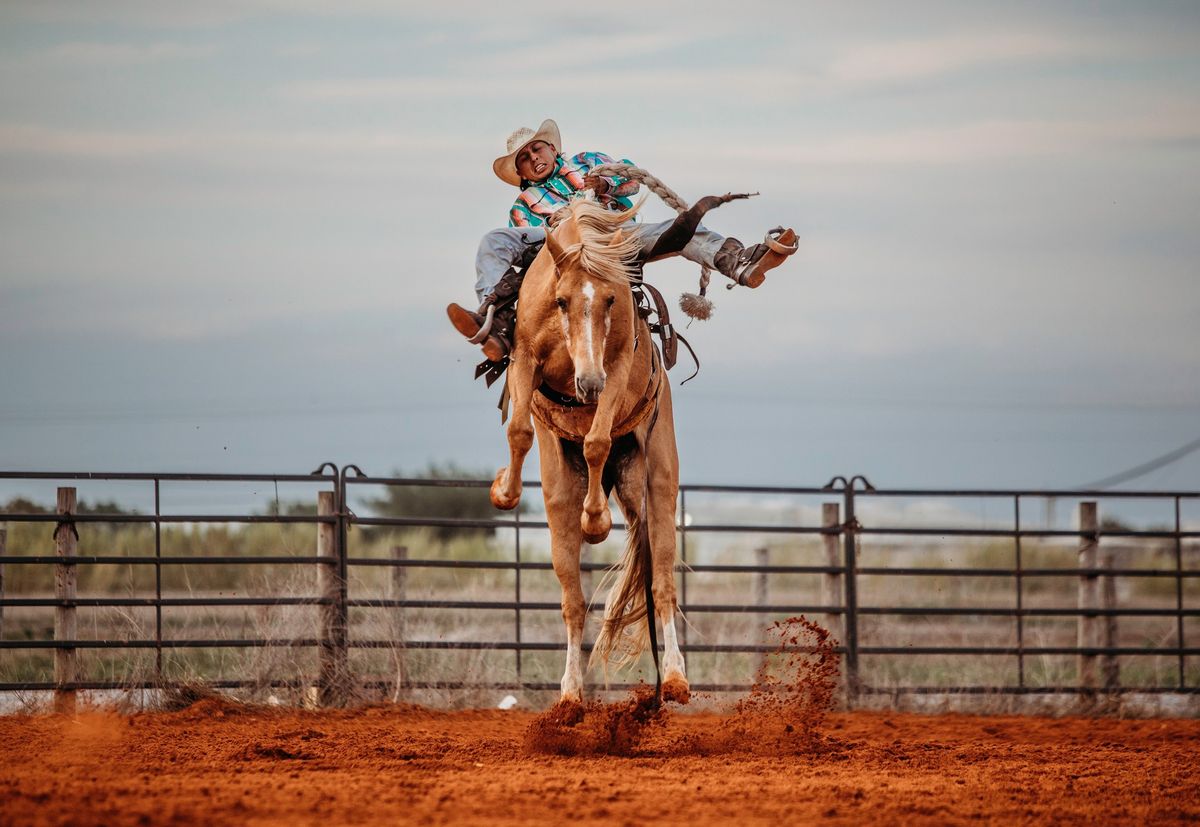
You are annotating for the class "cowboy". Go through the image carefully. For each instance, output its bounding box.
[447,119,797,360]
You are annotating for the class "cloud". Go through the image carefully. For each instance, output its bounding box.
[283,65,793,103]
[678,111,1200,167]
[45,41,216,64]
[453,32,689,72]
[825,31,1112,86]
[1,1,251,27]
[0,123,481,161]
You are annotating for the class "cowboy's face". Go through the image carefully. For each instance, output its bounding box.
[515,140,556,183]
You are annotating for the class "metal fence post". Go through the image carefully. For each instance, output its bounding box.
[755,546,769,674]
[391,545,408,693]
[0,526,6,642]
[317,490,348,706]
[842,486,861,703]
[514,507,522,685]
[1078,501,1099,694]
[822,503,843,647]
[54,487,78,714]
[679,489,688,653]
[1101,548,1119,691]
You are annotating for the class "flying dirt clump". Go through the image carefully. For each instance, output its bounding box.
[524,617,842,757]
[731,615,842,753]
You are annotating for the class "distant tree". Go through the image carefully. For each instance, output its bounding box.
[1100,516,1133,533]
[2,497,48,514]
[2,497,137,515]
[263,500,318,517]
[366,462,521,542]
[76,499,138,516]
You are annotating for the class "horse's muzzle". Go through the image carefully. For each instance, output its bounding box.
[574,372,605,404]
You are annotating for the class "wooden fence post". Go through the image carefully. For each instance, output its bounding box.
[390,545,408,693]
[316,491,347,706]
[1101,548,1119,691]
[1077,501,1099,694]
[822,503,843,647]
[55,487,78,715]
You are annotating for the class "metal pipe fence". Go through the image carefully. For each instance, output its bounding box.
[0,466,1197,709]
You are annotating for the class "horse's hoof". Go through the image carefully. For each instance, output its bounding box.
[581,528,610,545]
[489,470,520,511]
[549,698,585,727]
[662,676,690,705]
[580,509,611,543]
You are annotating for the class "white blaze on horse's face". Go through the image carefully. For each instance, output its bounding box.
[556,276,616,404]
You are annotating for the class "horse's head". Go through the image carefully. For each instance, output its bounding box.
[543,199,643,404]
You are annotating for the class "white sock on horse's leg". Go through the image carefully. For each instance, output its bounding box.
[560,623,584,703]
[661,611,686,681]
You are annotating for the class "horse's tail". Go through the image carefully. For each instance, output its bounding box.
[588,507,653,673]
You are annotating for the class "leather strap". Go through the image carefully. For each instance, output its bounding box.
[632,280,678,371]
[537,381,585,407]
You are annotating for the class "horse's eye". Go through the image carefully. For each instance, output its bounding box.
[556,297,568,311]
[606,296,616,308]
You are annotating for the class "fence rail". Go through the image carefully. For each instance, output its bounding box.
[0,466,1197,710]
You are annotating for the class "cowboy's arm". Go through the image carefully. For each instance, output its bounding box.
[509,202,532,228]
[575,151,640,198]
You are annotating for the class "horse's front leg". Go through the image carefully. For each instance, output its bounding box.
[579,371,629,543]
[537,420,588,703]
[580,426,613,544]
[490,356,541,511]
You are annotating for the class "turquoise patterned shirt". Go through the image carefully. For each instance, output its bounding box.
[508,151,640,227]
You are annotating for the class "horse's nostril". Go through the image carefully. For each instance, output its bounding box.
[575,374,605,401]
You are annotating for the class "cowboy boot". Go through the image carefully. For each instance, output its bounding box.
[713,228,798,288]
[482,299,517,362]
[446,302,508,362]
[449,266,528,362]
[476,264,529,360]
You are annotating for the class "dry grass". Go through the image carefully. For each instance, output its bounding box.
[2,497,1197,712]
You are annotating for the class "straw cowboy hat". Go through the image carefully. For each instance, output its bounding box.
[493,118,561,187]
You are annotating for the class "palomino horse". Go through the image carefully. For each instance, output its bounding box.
[488,198,690,704]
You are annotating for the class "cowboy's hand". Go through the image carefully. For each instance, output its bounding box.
[548,207,570,227]
[582,175,611,195]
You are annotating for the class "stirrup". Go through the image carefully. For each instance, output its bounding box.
[467,303,496,345]
[761,226,799,256]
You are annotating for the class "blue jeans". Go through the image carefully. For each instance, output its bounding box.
[474,220,727,302]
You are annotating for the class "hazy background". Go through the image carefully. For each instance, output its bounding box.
[2,0,1198,491]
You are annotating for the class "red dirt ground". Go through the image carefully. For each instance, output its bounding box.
[2,699,1198,826]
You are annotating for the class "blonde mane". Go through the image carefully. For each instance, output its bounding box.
[555,196,646,284]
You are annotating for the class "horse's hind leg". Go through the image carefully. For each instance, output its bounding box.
[537,423,588,703]
[613,418,688,703]
[645,391,688,703]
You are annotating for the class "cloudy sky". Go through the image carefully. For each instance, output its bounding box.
[1,0,1198,493]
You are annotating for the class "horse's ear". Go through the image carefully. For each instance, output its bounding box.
[609,228,624,247]
[544,228,567,270]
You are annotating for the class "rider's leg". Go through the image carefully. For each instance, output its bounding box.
[474,226,546,302]
[634,218,796,285]
[634,219,726,270]
[448,226,547,360]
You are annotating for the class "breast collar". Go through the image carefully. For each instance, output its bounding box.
[536,320,655,409]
